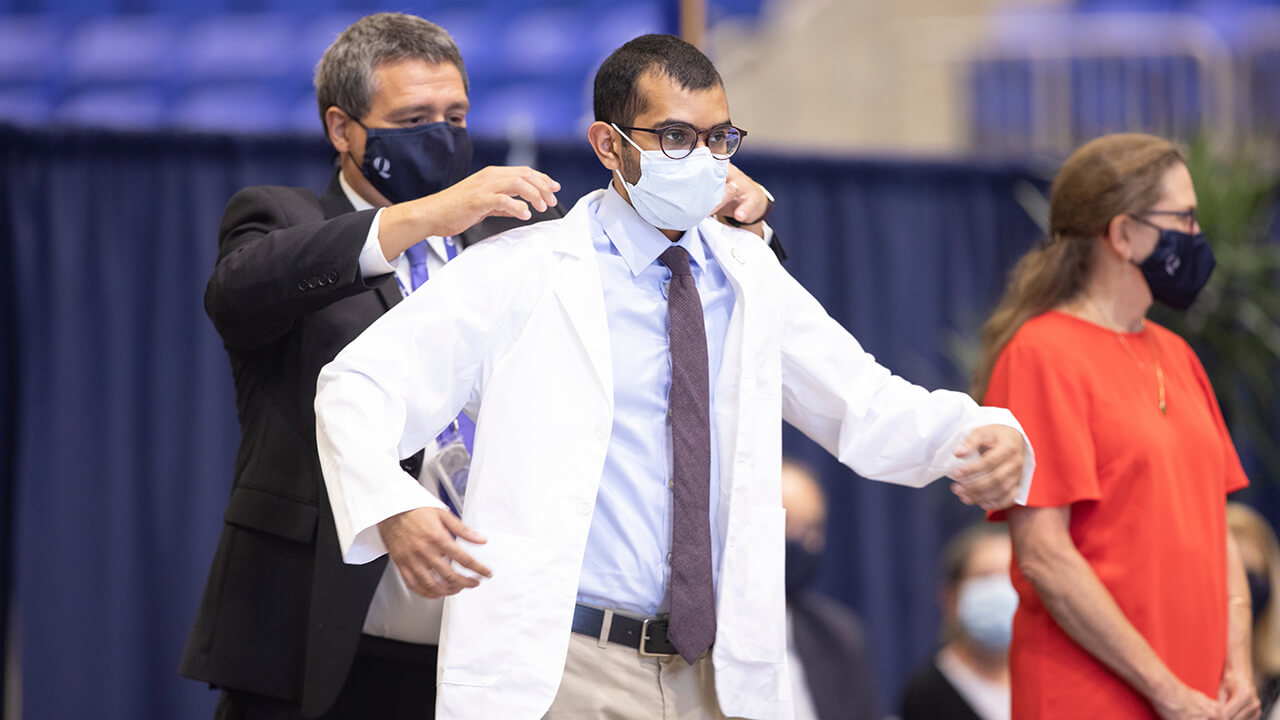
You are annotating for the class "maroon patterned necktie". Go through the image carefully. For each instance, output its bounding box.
[659,245,716,664]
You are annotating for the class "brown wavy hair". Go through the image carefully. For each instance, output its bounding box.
[971,134,1186,401]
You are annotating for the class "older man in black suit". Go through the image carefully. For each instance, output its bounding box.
[177,13,564,720]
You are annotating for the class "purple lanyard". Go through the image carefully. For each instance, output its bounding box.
[395,236,459,298]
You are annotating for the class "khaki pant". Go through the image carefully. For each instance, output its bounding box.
[543,631,743,720]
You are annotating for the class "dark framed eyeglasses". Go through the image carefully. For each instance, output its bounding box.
[615,122,746,160]
[1133,208,1198,231]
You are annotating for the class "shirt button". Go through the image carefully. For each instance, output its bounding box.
[577,500,591,515]
[563,581,576,598]
[594,424,608,441]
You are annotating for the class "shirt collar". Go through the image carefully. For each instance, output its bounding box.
[597,182,709,277]
[339,170,451,264]
[338,170,375,212]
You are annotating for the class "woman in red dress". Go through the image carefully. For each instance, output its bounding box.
[974,134,1260,720]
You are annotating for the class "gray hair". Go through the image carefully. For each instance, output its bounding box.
[314,13,468,138]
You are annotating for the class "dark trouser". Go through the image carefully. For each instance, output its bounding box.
[215,636,438,720]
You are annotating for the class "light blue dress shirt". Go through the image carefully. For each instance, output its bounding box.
[575,184,735,617]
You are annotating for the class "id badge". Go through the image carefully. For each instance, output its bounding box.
[420,440,470,514]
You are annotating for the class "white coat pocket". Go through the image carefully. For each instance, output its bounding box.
[438,531,536,687]
[716,506,787,664]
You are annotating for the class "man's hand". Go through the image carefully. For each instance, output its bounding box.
[378,506,492,598]
[949,424,1026,510]
[379,166,560,258]
[1219,659,1261,720]
[713,163,772,238]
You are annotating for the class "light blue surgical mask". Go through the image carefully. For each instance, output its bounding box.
[611,123,728,232]
[957,575,1018,651]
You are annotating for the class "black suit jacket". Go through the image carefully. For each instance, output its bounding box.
[900,657,983,720]
[180,173,558,716]
[791,592,879,720]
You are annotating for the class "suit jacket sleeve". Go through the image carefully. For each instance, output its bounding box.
[776,267,1034,497]
[205,185,380,351]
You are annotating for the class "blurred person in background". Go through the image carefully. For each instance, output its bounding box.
[781,457,879,720]
[973,133,1259,720]
[900,523,1015,720]
[1227,503,1280,718]
[179,12,779,720]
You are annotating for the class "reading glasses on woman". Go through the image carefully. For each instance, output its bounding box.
[613,122,746,159]
[1132,206,1198,233]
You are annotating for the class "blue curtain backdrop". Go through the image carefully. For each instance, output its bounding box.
[0,124,1269,719]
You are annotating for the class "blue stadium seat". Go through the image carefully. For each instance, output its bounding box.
[499,8,592,80]
[1074,0,1191,11]
[292,12,363,79]
[429,8,504,88]
[64,15,180,87]
[467,80,588,140]
[587,3,666,66]
[969,58,1035,153]
[170,82,296,132]
[177,13,300,83]
[0,87,54,125]
[286,90,323,134]
[1248,48,1280,136]
[0,15,64,86]
[53,86,168,129]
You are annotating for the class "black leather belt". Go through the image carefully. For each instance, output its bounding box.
[570,603,678,656]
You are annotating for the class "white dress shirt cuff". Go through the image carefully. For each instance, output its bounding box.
[345,480,449,564]
[357,207,395,280]
[929,406,1035,506]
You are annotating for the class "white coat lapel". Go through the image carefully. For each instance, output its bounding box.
[700,221,762,512]
[549,191,614,408]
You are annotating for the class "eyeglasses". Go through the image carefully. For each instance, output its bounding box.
[1133,208,1198,232]
[614,122,746,160]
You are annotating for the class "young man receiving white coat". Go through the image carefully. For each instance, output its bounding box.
[315,34,1034,720]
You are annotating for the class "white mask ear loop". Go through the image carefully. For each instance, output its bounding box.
[610,123,647,190]
[610,123,647,153]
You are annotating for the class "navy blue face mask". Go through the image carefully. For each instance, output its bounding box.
[1129,215,1216,311]
[351,117,473,204]
[784,539,822,598]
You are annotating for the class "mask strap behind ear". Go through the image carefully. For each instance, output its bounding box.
[610,123,645,153]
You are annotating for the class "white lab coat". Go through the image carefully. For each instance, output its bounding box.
[315,189,1032,720]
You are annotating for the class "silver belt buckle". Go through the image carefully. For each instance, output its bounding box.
[638,617,674,657]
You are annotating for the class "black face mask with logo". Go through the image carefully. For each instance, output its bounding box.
[1130,216,1216,311]
[352,118,473,204]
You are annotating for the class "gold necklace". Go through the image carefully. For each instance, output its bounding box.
[1086,297,1167,415]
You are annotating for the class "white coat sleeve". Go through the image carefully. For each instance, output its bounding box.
[777,270,1034,501]
[315,232,545,563]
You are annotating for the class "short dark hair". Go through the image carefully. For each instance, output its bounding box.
[593,34,723,126]
[315,13,468,137]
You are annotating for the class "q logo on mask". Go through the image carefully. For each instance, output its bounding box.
[1164,254,1181,276]
[372,156,392,180]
